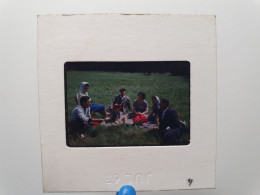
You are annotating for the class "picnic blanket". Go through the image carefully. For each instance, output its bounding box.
[100,113,158,130]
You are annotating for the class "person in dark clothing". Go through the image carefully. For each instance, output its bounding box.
[111,88,131,113]
[158,98,183,145]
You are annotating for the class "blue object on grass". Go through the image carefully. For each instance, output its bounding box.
[117,185,136,195]
[90,103,105,112]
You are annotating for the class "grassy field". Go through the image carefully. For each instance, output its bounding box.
[65,71,190,147]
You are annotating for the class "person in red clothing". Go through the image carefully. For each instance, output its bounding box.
[132,92,149,124]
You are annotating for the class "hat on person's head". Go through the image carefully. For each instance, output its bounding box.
[83,81,90,86]
[79,81,90,92]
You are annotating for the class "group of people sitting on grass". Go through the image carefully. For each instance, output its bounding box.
[70,81,186,145]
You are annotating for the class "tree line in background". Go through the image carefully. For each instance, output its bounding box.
[64,61,190,77]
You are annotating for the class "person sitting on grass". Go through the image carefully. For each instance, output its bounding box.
[70,96,104,138]
[158,98,183,145]
[76,81,109,116]
[111,88,131,113]
[148,96,160,125]
[105,104,126,125]
[132,92,149,125]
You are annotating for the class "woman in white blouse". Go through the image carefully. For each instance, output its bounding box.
[76,82,109,116]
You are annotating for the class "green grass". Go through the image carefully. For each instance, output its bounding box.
[66,71,190,147]
[67,125,162,147]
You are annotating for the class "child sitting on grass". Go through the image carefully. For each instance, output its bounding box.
[105,104,126,125]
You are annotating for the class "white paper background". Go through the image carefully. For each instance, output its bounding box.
[38,14,216,192]
[0,0,260,195]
